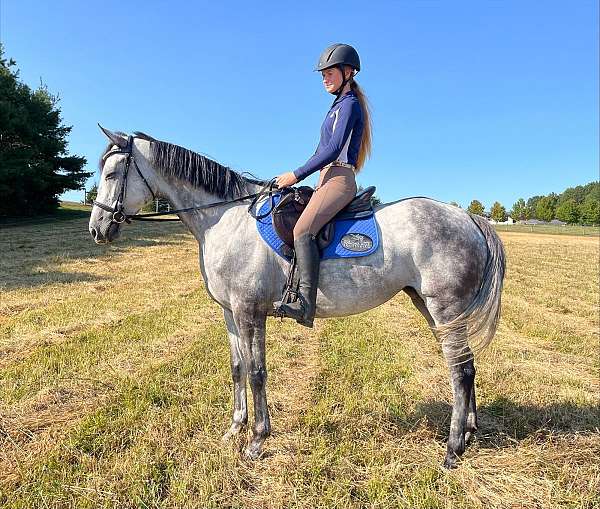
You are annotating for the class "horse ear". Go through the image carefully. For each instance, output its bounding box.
[98,123,128,148]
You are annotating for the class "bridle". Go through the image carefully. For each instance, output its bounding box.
[93,135,157,224]
[93,135,279,223]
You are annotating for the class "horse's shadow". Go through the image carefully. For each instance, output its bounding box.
[405,396,599,448]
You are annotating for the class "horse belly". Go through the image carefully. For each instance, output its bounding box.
[314,250,409,318]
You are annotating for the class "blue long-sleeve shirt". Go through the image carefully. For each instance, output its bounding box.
[293,90,364,181]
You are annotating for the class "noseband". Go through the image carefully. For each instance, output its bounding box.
[93,135,279,223]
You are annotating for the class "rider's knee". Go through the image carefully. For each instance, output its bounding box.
[293,223,310,240]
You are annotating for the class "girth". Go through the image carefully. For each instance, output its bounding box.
[271,185,376,250]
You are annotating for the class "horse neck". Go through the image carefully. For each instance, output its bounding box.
[154,171,263,241]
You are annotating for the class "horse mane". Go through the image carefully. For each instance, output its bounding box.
[99,131,266,199]
[133,131,264,199]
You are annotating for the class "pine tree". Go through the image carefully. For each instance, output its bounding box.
[86,183,98,205]
[0,45,90,216]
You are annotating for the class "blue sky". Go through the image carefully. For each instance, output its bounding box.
[2,0,598,210]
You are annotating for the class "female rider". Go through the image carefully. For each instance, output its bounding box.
[273,43,373,327]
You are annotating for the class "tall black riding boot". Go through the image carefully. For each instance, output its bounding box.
[274,232,320,328]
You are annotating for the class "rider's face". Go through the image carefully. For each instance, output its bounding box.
[321,66,351,94]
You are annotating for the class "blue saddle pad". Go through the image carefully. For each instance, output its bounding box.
[255,193,379,261]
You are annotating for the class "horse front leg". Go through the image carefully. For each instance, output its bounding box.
[222,307,248,441]
[233,304,271,460]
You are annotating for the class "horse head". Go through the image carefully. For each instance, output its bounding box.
[89,125,156,243]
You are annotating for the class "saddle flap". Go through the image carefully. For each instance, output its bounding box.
[272,186,314,247]
[317,223,335,251]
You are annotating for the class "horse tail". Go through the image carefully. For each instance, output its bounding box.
[435,213,506,364]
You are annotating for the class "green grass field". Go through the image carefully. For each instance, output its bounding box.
[0,206,598,508]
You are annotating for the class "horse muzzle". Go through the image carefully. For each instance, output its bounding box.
[89,222,121,244]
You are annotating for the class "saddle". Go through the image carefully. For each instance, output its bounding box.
[272,185,376,250]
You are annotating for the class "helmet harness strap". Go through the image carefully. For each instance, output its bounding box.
[330,64,355,106]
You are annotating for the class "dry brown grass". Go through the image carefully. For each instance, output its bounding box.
[0,217,598,508]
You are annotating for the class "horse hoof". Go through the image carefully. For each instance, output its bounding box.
[244,443,263,460]
[222,422,244,442]
[442,455,459,470]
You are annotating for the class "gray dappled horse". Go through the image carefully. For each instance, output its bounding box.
[89,128,505,468]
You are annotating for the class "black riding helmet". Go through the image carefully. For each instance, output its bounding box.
[315,43,361,101]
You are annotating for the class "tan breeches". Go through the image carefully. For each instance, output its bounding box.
[293,166,358,240]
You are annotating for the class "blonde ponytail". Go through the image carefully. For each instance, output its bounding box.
[350,79,372,172]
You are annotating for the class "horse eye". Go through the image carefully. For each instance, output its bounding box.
[105,172,119,180]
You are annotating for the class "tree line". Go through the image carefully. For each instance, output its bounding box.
[458,181,599,225]
[0,46,89,216]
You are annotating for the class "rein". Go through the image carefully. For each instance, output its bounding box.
[131,179,278,222]
[94,135,279,223]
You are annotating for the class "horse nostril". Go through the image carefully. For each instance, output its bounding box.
[90,227,98,240]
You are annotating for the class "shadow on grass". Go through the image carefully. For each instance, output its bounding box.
[412,397,599,448]
[1,214,192,290]
[0,271,108,291]
[0,207,91,227]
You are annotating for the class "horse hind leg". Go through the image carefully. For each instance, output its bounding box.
[464,378,478,444]
[441,332,476,469]
[404,288,478,464]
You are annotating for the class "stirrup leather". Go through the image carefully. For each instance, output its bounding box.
[274,252,300,314]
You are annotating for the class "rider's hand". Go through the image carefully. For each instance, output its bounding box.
[275,172,298,188]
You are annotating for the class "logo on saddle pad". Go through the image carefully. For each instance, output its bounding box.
[340,233,373,252]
